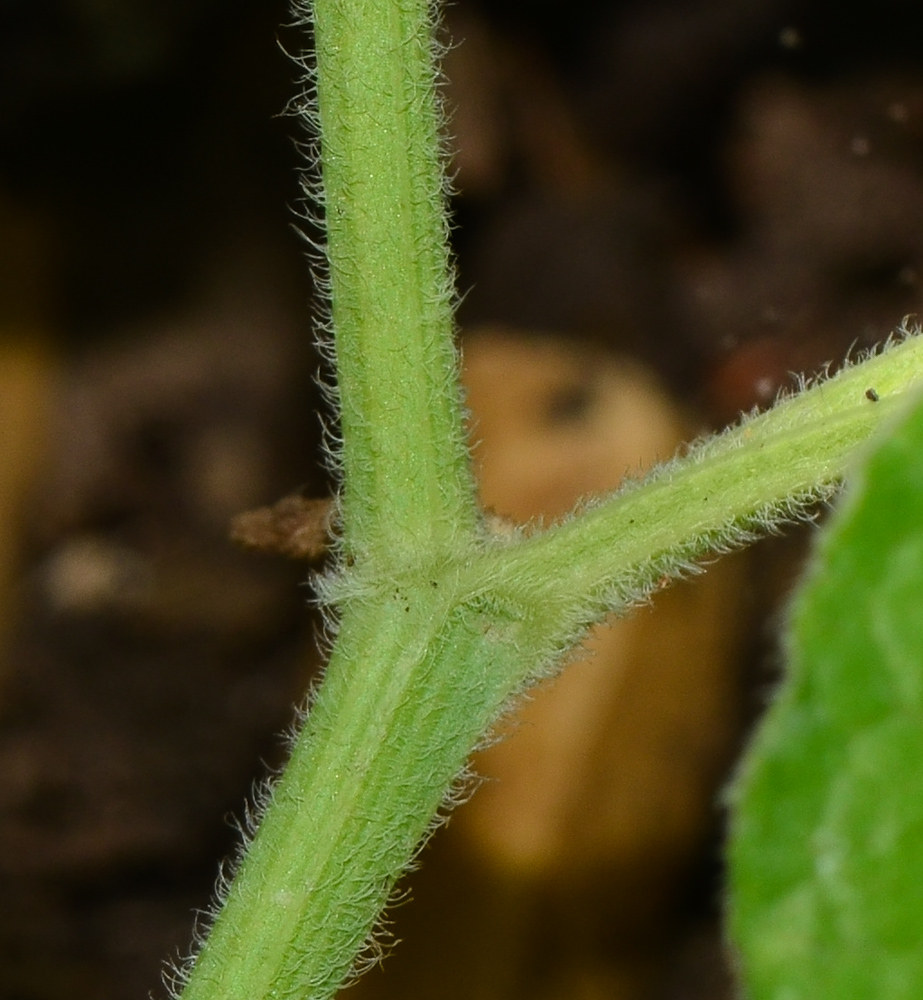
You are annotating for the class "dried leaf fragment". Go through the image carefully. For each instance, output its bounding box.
[230,494,333,561]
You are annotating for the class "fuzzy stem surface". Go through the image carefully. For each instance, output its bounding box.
[171,0,923,995]
[306,0,478,564]
[481,335,923,646]
[177,586,528,1000]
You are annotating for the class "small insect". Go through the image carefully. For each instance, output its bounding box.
[865,387,880,402]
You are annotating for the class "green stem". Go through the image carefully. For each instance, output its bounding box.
[172,0,923,995]
[309,0,478,564]
[177,331,923,1000]
[479,335,923,647]
[177,587,530,1000]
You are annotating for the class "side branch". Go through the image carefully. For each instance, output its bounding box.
[474,332,923,654]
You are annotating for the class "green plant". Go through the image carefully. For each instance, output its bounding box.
[730,391,923,1000]
[170,1,923,998]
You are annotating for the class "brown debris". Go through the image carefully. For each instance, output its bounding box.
[230,494,335,561]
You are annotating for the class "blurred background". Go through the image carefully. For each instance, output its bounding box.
[2,0,923,997]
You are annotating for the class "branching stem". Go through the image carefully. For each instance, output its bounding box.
[173,0,923,997]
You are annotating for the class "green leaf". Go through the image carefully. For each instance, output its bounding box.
[729,389,923,999]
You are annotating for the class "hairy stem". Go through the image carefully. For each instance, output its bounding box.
[481,336,923,648]
[177,587,529,1000]
[172,0,923,996]
[177,332,923,1000]
[306,0,478,564]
